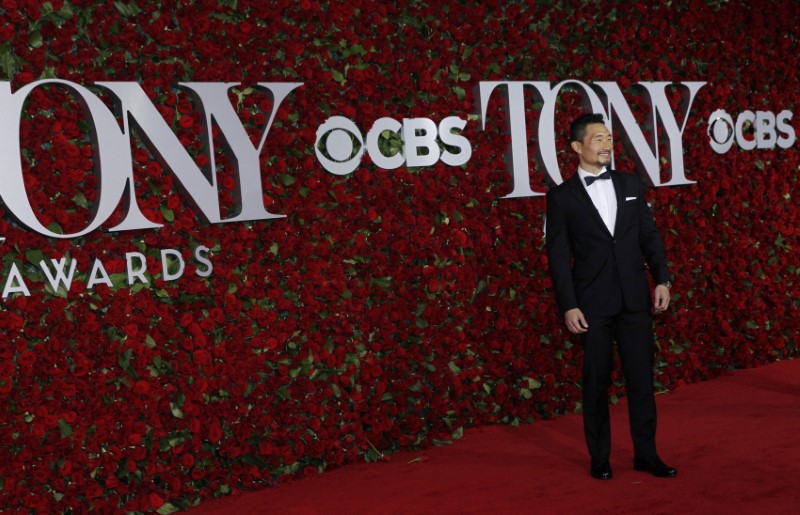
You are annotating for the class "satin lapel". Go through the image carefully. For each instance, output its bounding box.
[611,170,626,235]
[567,174,611,236]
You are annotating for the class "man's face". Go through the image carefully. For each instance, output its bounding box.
[571,123,612,173]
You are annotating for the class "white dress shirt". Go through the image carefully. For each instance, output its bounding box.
[578,166,617,235]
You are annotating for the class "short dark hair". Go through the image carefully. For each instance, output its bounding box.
[570,113,606,143]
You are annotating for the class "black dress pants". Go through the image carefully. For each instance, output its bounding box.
[581,309,658,463]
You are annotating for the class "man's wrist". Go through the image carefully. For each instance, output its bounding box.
[658,281,672,290]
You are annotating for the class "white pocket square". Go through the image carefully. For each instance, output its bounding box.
[625,196,637,201]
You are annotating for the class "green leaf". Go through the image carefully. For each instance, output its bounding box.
[331,69,346,85]
[73,191,89,208]
[26,249,45,264]
[58,419,73,437]
[330,383,341,397]
[39,2,54,16]
[370,276,392,288]
[447,361,461,375]
[157,502,181,515]
[170,403,184,419]
[0,47,20,77]
[161,206,174,222]
[118,348,132,369]
[526,377,542,389]
[30,30,43,49]
[58,2,74,17]
[113,1,142,16]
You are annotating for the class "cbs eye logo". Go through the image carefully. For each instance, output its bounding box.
[314,116,472,175]
[708,109,796,154]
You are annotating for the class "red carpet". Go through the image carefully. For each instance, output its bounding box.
[192,359,800,514]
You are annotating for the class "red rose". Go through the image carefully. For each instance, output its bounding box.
[16,351,36,369]
[181,453,195,468]
[133,379,150,395]
[148,493,165,510]
[192,349,212,366]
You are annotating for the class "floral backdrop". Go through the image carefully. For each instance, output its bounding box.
[1,0,798,512]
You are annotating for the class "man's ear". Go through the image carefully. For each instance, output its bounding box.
[570,141,582,155]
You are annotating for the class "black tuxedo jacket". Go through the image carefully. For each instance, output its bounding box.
[546,170,670,317]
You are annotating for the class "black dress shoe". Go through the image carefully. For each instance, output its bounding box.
[590,460,613,480]
[634,456,677,477]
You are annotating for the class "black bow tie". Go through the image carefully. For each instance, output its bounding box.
[584,171,611,186]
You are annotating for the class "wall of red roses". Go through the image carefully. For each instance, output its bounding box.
[1,0,798,512]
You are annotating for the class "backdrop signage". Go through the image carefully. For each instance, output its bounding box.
[707,108,796,154]
[1,78,793,245]
[0,80,299,241]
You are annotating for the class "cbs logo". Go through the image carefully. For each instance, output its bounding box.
[314,116,472,175]
[708,109,795,154]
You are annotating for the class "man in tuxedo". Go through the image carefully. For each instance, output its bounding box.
[546,113,677,480]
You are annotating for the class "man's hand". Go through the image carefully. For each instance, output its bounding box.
[565,308,589,334]
[653,284,671,312]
